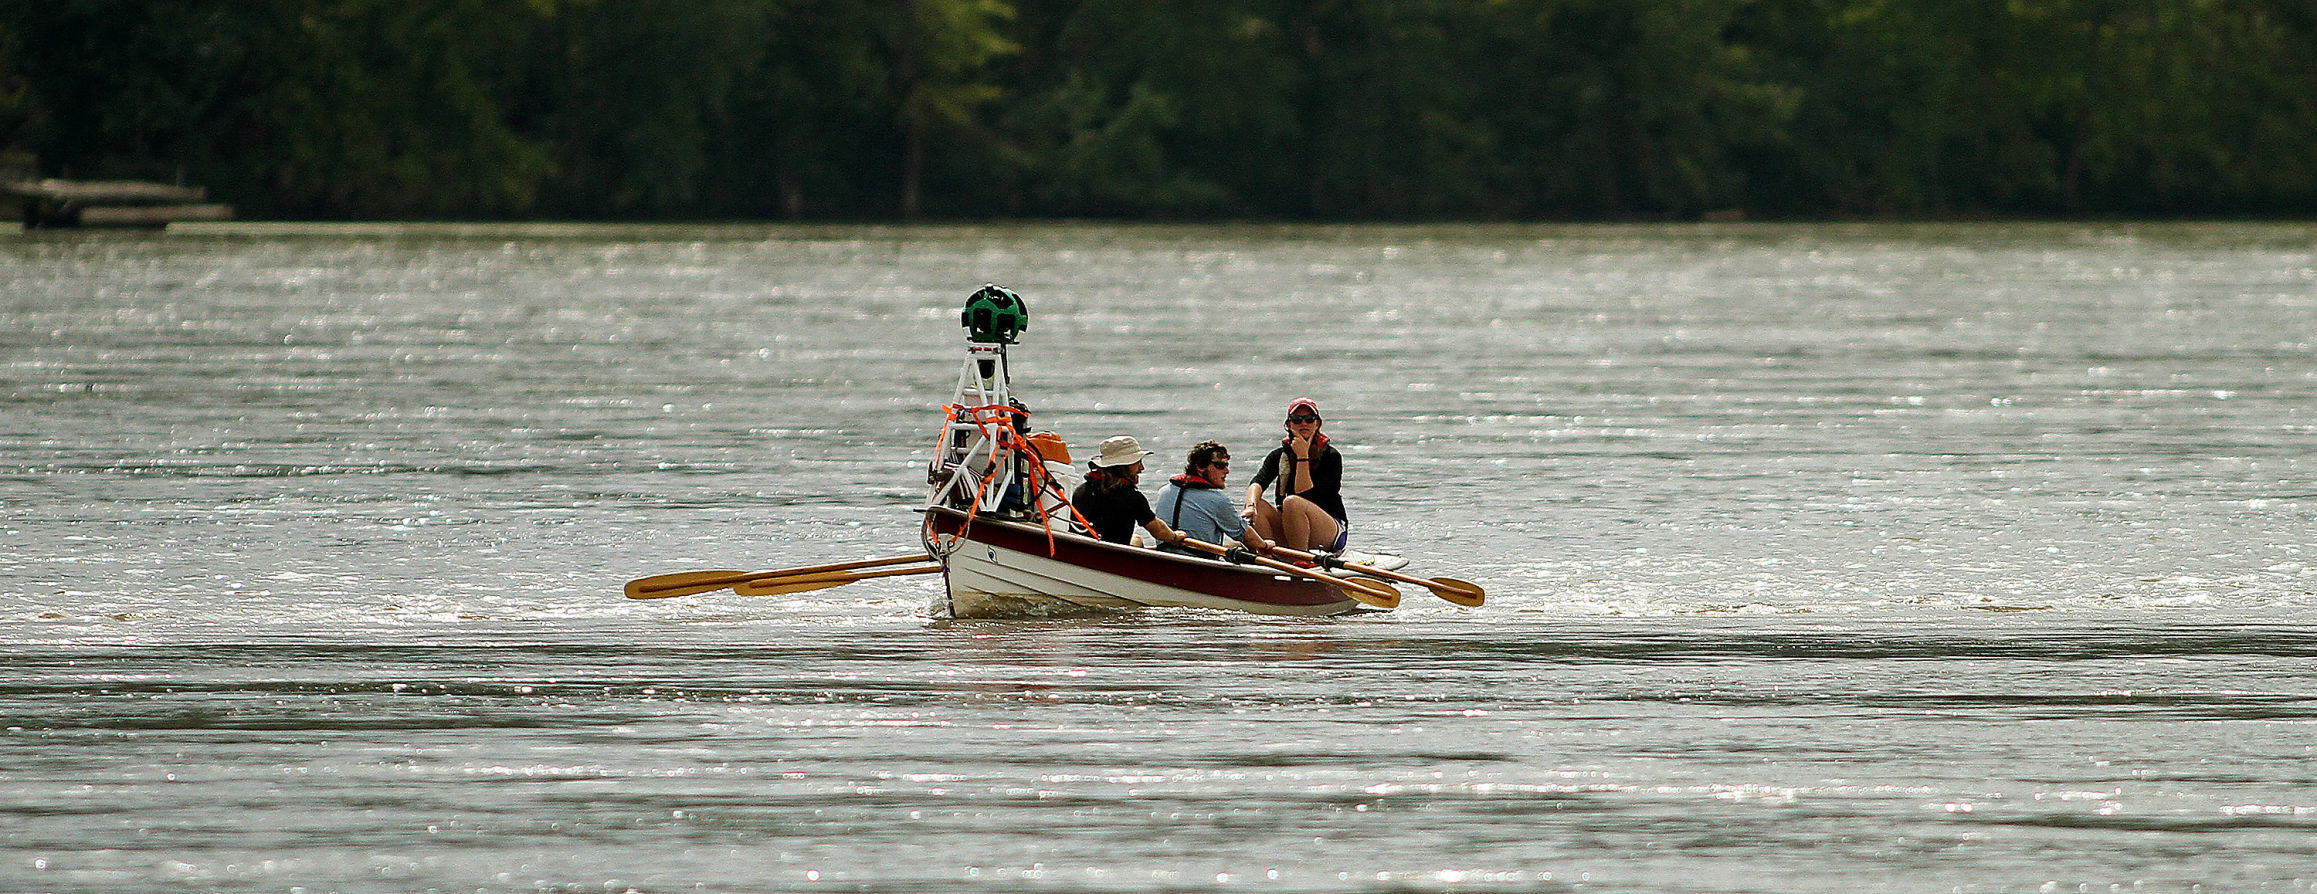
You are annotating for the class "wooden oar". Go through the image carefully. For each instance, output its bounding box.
[625,554,930,600]
[1269,546,1484,607]
[731,564,942,596]
[1172,536,1400,609]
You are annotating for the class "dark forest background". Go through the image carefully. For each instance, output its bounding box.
[3,0,2314,221]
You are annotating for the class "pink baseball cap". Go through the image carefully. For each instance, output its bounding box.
[1286,398,1320,419]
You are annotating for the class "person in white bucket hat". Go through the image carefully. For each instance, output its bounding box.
[1071,436,1192,547]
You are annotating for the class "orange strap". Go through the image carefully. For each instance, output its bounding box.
[929,402,1027,547]
[930,402,1098,556]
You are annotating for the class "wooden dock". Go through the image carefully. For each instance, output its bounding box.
[5,178,234,229]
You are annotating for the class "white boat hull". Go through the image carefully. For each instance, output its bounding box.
[927,508,1366,618]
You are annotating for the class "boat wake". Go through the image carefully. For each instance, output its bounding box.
[937,592,1125,621]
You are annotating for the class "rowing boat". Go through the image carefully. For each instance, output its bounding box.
[624,285,1476,614]
[926,506,1377,617]
[918,285,1391,618]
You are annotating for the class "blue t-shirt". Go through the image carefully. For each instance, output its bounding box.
[1154,478,1246,553]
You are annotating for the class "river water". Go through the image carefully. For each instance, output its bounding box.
[3,222,2314,892]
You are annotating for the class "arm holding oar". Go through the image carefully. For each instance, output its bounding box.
[1151,440,1276,556]
[1170,535,1400,609]
[1267,545,1483,607]
[626,554,931,600]
[1138,440,1400,603]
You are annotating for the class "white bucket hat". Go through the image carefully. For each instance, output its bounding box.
[1089,435,1154,469]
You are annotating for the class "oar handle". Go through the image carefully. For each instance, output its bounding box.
[1172,536,1398,608]
[627,554,930,599]
[732,564,942,595]
[743,554,930,579]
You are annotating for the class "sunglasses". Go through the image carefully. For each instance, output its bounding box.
[1286,415,1320,424]
[1209,460,1230,469]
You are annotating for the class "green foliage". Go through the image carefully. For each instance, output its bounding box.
[0,12,28,155]
[1011,72,1236,215]
[883,0,1021,217]
[515,0,776,217]
[1475,0,1799,218]
[2,0,2313,218]
[1005,0,1304,216]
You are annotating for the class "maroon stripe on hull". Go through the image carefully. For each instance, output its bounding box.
[926,508,1344,608]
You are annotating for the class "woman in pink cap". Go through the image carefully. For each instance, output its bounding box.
[1243,398,1349,552]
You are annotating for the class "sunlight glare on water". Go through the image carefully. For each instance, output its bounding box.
[2,221,2315,892]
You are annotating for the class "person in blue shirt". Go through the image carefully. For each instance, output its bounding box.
[1153,440,1274,558]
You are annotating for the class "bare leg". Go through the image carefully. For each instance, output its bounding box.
[1281,495,1340,551]
[1247,499,1280,541]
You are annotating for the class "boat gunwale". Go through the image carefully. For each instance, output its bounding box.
[924,505,1358,612]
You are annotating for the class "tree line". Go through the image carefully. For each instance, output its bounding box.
[3,0,2313,221]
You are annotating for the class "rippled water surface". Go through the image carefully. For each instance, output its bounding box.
[4,222,2315,892]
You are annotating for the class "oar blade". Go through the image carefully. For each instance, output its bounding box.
[1269,546,1477,609]
[1428,577,1485,607]
[1344,578,1401,609]
[1173,536,1401,610]
[625,570,746,600]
